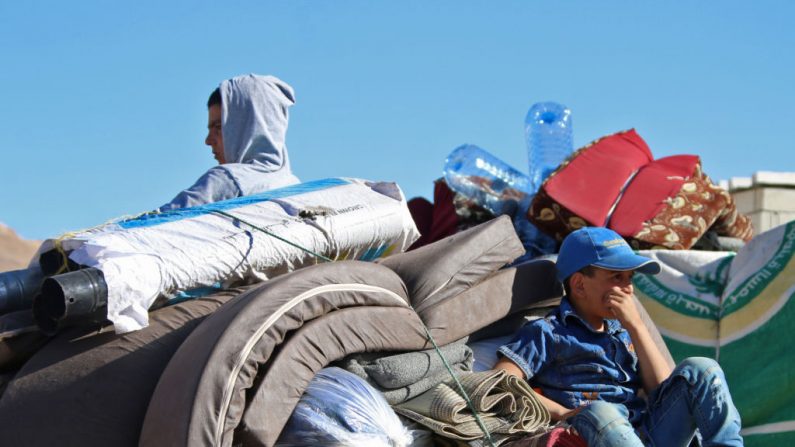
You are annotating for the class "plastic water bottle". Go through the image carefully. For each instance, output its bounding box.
[443,144,556,258]
[443,144,533,216]
[525,102,573,192]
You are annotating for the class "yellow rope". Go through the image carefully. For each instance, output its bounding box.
[49,210,158,274]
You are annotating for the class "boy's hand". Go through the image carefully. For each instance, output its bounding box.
[562,405,587,421]
[605,287,643,330]
[606,287,674,391]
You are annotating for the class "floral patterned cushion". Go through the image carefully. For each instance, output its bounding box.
[528,130,753,249]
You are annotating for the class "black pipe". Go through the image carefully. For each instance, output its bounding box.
[39,249,81,276]
[33,268,108,335]
[0,267,44,314]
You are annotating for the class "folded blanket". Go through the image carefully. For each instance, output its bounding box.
[394,369,550,445]
[339,337,473,405]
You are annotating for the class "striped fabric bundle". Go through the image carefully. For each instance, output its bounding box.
[395,369,550,445]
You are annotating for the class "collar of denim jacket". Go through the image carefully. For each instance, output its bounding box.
[559,296,623,335]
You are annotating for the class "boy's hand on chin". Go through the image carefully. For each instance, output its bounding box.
[606,287,642,329]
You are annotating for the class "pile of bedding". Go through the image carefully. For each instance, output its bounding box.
[0,215,573,446]
[1,155,788,446]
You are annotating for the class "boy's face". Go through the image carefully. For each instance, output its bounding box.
[205,104,225,164]
[573,267,635,321]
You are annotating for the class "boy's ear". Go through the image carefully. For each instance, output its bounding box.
[570,272,585,298]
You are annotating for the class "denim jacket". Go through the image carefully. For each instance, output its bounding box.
[498,297,646,424]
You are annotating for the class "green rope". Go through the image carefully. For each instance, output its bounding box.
[421,323,496,447]
[215,208,494,445]
[211,210,333,262]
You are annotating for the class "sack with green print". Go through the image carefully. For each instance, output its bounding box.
[634,221,795,447]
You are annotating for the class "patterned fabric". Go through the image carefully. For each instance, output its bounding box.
[528,131,753,250]
[630,164,753,249]
[529,188,586,242]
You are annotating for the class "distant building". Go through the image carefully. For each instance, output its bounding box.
[720,172,795,234]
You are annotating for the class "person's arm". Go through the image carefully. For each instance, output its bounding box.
[157,167,240,212]
[606,287,672,394]
[494,357,584,422]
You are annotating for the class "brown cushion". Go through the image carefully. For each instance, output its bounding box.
[420,259,562,345]
[0,287,243,447]
[0,310,47,373]
[238,306,429,446]
[379,215,524,310]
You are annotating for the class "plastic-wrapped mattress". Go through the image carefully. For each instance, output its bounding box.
[37,178,419,333]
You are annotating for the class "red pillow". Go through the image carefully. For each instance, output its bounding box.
[528,129,753,249]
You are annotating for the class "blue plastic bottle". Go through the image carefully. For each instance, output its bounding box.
[443,144,556,258]
[525,102,573,192]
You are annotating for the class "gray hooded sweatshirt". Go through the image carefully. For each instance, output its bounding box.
[158,74,300,211]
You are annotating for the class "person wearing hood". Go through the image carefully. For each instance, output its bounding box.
[158,74,300,211]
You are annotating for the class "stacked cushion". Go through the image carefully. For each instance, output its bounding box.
[529,129,753,249]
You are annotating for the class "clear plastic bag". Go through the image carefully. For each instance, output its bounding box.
[275,367,415,447]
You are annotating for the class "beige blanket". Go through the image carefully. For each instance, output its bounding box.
[395,369,550,445]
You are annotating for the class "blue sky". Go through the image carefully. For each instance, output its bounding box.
[1,1,793,240]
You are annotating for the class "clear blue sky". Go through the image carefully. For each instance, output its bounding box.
[1,1,793,240]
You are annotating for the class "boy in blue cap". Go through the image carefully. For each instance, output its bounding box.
[495,227,743,446]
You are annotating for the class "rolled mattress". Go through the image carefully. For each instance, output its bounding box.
[38,178,419,333]
[140,260,429,447]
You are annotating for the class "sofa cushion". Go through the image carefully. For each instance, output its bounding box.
[529,129,752,249]
[379,215,524,310]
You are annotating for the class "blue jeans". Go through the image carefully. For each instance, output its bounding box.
[568,357,743,446]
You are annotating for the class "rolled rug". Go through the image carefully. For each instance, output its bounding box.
[395,369,550,445]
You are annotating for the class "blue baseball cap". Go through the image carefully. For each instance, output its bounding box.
[555,227,661,282]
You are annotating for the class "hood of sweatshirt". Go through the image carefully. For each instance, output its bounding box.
[219,74,295,170]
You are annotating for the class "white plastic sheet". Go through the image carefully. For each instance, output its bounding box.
[41,178,419,333]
